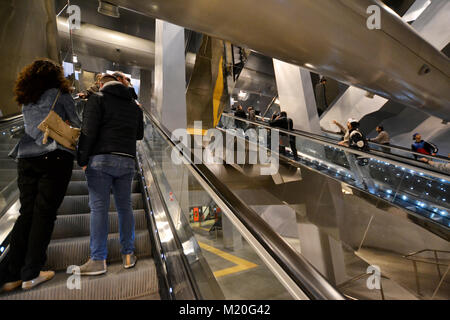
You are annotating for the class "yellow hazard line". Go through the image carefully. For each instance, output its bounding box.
[198,242,258,278]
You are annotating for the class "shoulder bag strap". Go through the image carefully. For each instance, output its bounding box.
[50,90,61,111]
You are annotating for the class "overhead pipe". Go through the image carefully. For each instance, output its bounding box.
[57,17,197,71]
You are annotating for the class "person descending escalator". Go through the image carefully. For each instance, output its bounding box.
[0,59,81,293]
[234,105,248,130]
[269,112,299,161]
[369,125,391,153]
[75,74,144,276]
[411,133,438,160]
[348,120,369,152]
[347,119,370,166]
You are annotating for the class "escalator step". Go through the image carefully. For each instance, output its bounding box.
[45,230,151,272]
[0,159,17,169]
[65,181,140,196]
[70,171,86,181]
[52,210,147,240]
[0,258,158,300]
[0,151,12,158]
[58,194,144,215]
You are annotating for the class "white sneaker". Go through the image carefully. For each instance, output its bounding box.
[22,271,55,290]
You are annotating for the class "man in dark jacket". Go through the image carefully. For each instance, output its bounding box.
[234,105,247,130]
[76,74,144,276]
[269,112,299,160]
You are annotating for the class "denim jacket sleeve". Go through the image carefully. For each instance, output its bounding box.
[23,106,46,146]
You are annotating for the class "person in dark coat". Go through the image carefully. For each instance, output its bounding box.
[75,74,144,276]
[269,112,299,160]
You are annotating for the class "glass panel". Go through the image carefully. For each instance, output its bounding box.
[216,113,450,300]
[0,119,24,218]
[218,113,450,229]
[142,119,294,300]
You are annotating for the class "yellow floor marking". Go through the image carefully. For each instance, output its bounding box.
[192,220,215,232]
[198,242,258,278]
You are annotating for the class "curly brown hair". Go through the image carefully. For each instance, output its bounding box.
[14,58,71,106]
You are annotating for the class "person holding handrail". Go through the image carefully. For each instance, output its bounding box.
[411,133,438,160]
[420,154,450,174]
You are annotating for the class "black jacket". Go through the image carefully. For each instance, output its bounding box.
[129,87,138,100]
[269,116,294,137]
[234,110,247,119]
[77,81,144,167]
[349,128,369,151]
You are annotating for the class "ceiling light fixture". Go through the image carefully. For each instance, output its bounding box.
[238,90,249,101]
[98,1,120,18]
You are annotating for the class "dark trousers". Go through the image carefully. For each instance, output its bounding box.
[5,150,73,281]
[290,136,299,160]
[279,136,299,160]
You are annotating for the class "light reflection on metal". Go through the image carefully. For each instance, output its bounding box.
[98,1,120,18]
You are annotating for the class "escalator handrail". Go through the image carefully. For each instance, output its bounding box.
[222,113,450,181]
[0,114,23,124]
[254,114,449,163]
[146,111,345,300]
[250,113,449,164]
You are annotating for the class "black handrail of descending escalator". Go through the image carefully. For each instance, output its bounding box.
[252,113,449,165]
[223,113,449,179]
[319,126,450,162]
[145,111,345,300]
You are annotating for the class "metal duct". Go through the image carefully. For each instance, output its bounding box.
[57,16,196,72]
[57,16,155,70]
[0,0,60,117]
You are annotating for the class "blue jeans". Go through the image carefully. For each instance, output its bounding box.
[85,154,136,261]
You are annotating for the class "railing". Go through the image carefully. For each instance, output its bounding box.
[252,113,449,167]
[404,249,450,299]
[218,113,450,232]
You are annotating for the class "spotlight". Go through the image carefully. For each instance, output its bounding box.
[98,1,120,18]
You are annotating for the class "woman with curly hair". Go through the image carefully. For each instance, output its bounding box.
[0,59,80,292]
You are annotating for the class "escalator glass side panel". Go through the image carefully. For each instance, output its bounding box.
[215,114,450,300]
[218,114,450,230]
[140,117,298,300]
[0,118,24,220]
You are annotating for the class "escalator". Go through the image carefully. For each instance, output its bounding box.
[219,114,450,236]
[214,114,449,299]
[0,114,343,300]
[0,118,158,300]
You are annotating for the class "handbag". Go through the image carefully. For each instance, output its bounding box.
[37,90,81,151]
